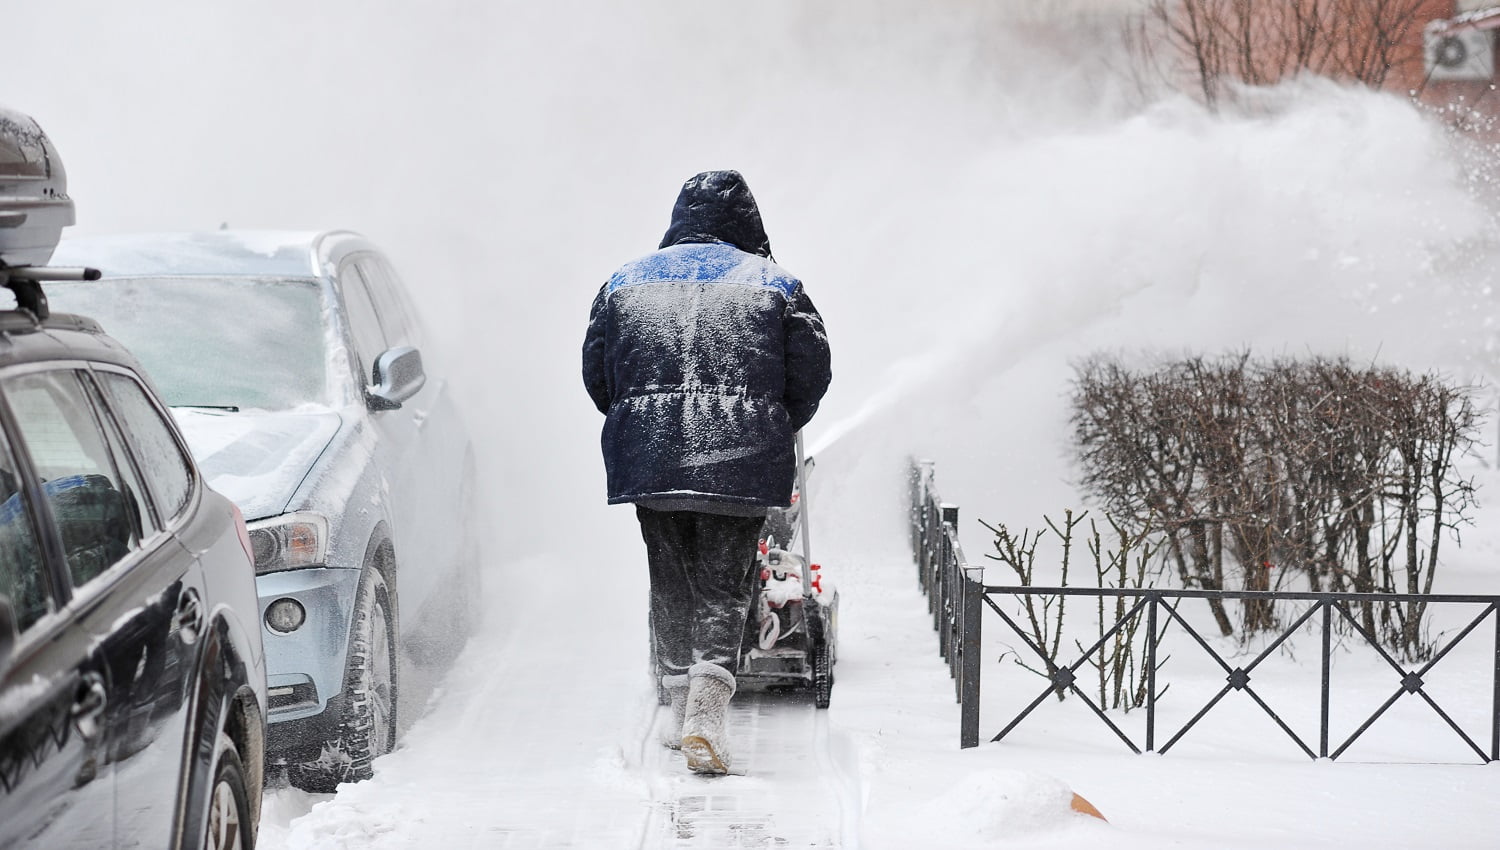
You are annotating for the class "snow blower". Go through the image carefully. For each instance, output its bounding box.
[733,432,838,707]
[650,432,839,708]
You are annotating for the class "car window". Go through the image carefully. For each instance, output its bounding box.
[90,384,158,541]
[357,257,422,349]
[339,263,388,384]
[4,370,141,588]
[0,422,48,632]
[45,277,330,410]
[97,372,193,524]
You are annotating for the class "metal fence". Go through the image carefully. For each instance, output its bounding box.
[909,460,1500,761]
[908,459,985,748]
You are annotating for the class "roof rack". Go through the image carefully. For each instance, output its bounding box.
[1,264,101,321]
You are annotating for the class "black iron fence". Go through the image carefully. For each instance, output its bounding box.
[909,459,984,748]
[909,460,1500,762]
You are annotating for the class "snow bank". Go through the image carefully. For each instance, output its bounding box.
[902,770,1099,841]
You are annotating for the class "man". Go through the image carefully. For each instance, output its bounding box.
[583,170,831,775]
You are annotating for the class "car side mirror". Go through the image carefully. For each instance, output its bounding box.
[0,593,16,679]
[366,346,426,411]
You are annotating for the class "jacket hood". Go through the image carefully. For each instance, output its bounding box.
[659,170,773,259]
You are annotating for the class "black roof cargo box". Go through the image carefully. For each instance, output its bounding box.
[0,107,73,269]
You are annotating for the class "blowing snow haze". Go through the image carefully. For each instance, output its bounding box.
[3,0,1497,560]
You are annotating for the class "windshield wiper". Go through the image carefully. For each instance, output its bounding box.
[175,404,241,412]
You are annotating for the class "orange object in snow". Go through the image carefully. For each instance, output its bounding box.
[1070,792,1107,821]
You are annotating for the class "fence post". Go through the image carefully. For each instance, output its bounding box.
[939,504,958,651]
[1321,600,1332,759]
[1492,603,1499,762]
[911,460,932,587]
[960,566,983,749]
[908,461,919,578]
[1146,592,1158,752]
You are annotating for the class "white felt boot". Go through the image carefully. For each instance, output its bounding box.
[680,662,737,775]
[659,674,690,749]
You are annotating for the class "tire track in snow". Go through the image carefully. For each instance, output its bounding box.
[264,552,659,849]
[636,693,859,848]
[263,550,867,848]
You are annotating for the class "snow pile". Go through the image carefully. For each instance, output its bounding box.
[275,799,412,850]
[902,770,1100,841]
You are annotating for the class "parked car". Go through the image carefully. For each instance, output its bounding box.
[48,231,479,791]
[0,110,265,849]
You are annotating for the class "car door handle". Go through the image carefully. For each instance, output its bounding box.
[71,672,107,740]
[174,588,204,645]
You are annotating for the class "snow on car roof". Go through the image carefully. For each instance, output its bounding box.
[51,231,320,278]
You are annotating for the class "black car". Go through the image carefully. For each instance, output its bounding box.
[0,108,266,849]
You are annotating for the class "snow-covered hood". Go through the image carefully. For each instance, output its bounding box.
[659,170,773,259]
[173,407,342,521]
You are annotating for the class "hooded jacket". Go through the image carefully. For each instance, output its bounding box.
[583,171,831,508]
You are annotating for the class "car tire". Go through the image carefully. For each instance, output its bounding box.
[288,566,398,793]
[204,732,254,850]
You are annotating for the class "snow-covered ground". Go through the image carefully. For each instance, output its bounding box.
[5,2,1500,847]
[248,451,1500,848]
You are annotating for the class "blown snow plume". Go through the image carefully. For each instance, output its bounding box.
[810,80,1500,566]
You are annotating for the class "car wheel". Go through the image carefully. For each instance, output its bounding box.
[288,567,398,793]
[205,732,253,850]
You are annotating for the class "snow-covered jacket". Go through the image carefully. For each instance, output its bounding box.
[583,171,831,509]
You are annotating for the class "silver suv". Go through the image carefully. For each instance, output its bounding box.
[50,231,478,792]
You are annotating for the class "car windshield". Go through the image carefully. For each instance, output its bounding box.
[46,276,331,410]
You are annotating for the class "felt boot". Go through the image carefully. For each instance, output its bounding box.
[659,674,690,749]
[680,662,737,775]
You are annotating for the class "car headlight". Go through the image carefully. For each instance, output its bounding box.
[245,512,329,574]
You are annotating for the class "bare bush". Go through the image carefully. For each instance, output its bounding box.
[1071,352,1480,659]
[982,509,1168,710]
[981,510,1079,700]
[1082,514,1167,711]
[1129,0,1431,109]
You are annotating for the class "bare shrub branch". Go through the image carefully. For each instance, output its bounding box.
[1131,0,1432,109]
[1071,352,1482,659]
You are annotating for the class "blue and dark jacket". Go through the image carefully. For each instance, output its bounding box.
[583,170,831,509]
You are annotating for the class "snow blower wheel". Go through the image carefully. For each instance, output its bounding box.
[812,642,833,709]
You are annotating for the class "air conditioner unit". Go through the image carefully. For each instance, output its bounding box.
[1425,26,1495,82]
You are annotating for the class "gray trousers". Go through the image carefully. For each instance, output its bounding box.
[638,507,764,677]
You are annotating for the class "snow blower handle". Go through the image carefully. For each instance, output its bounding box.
[795,430,814,597]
